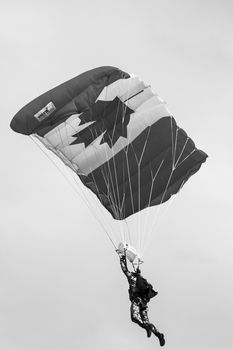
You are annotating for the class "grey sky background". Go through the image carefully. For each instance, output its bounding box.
[1,0,233,349]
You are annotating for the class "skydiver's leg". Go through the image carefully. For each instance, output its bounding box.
[139,303,152,337]
[140,303,165,346]
[130,299,151,338]
[130,300,144,328]
[140,304,150,324]
[150,324,165,347]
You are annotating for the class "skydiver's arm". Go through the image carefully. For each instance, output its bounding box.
[119,254,131,280]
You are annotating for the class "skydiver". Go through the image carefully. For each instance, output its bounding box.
[116,250,165,346]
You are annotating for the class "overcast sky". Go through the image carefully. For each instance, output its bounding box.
[1,0,233,349]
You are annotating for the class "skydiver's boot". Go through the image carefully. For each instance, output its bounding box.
[143,323,152,338]
[150,324,165,346]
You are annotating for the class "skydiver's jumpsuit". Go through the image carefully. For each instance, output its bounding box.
[119,255,151,330]
[119,255,165,346]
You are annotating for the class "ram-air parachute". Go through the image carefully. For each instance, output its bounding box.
[10,66,207,265]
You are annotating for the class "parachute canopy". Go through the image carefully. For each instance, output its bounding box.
[11,66,207,220]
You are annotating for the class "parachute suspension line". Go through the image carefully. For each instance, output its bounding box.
[140,159,165,255]
[115,90,135,242]
[69,170,115,240]
[141,116,196,256]
[175,148,196,169]
[100,170,119,219]
[141,169,175,257]
[56,116,118,244]
[99,151,125,245]
[31,133,84,200]
[173,126,179,168]
[101,88,122,222]
[93,163,126,245]
[125,147,135,214]
[119,76,136,219]
[140,117,178,253]
[141,179,186,257]
[115,76,138,245]
[110,75,144,245]
[110,78,135,243]
[154,178,185,230]
[110,139,123,219]
[137,163,141,253]
[102,95,124,224]
[30,135,87,206]
[87,86,127,244]
[67,112,121,246]
[106,102,122,214]
[121,152,132,245]
[119,147,133,246]
[138,117,176,256]
[116,88,134,243]
[133,127,151,254]
[30,135,117,250]
[120,123,139,247]
[123,218,132,246]
[64,119,73,161]
[118,81,148,251]
[57,119,72,161]
[68,113,123,244]
[114,147,132,244]
[123,82,139,241]
[174,137,189,168]
[83,123,119,221]
[31,135,114,244]
[88,169,123,248]
[102,146,121,220]
[170,120,196,170]
[99,77,136,246]
[170,116,175,162]
[127,126,151,254]
[138,127,152,253]
[61,118,112,222]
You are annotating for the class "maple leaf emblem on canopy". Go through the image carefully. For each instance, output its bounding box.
[70,97,134,148]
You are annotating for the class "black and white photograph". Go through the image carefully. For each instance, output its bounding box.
[1,1,232,349]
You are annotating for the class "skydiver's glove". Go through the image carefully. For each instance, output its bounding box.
[116,249,122,256]
[116,249,126,257]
